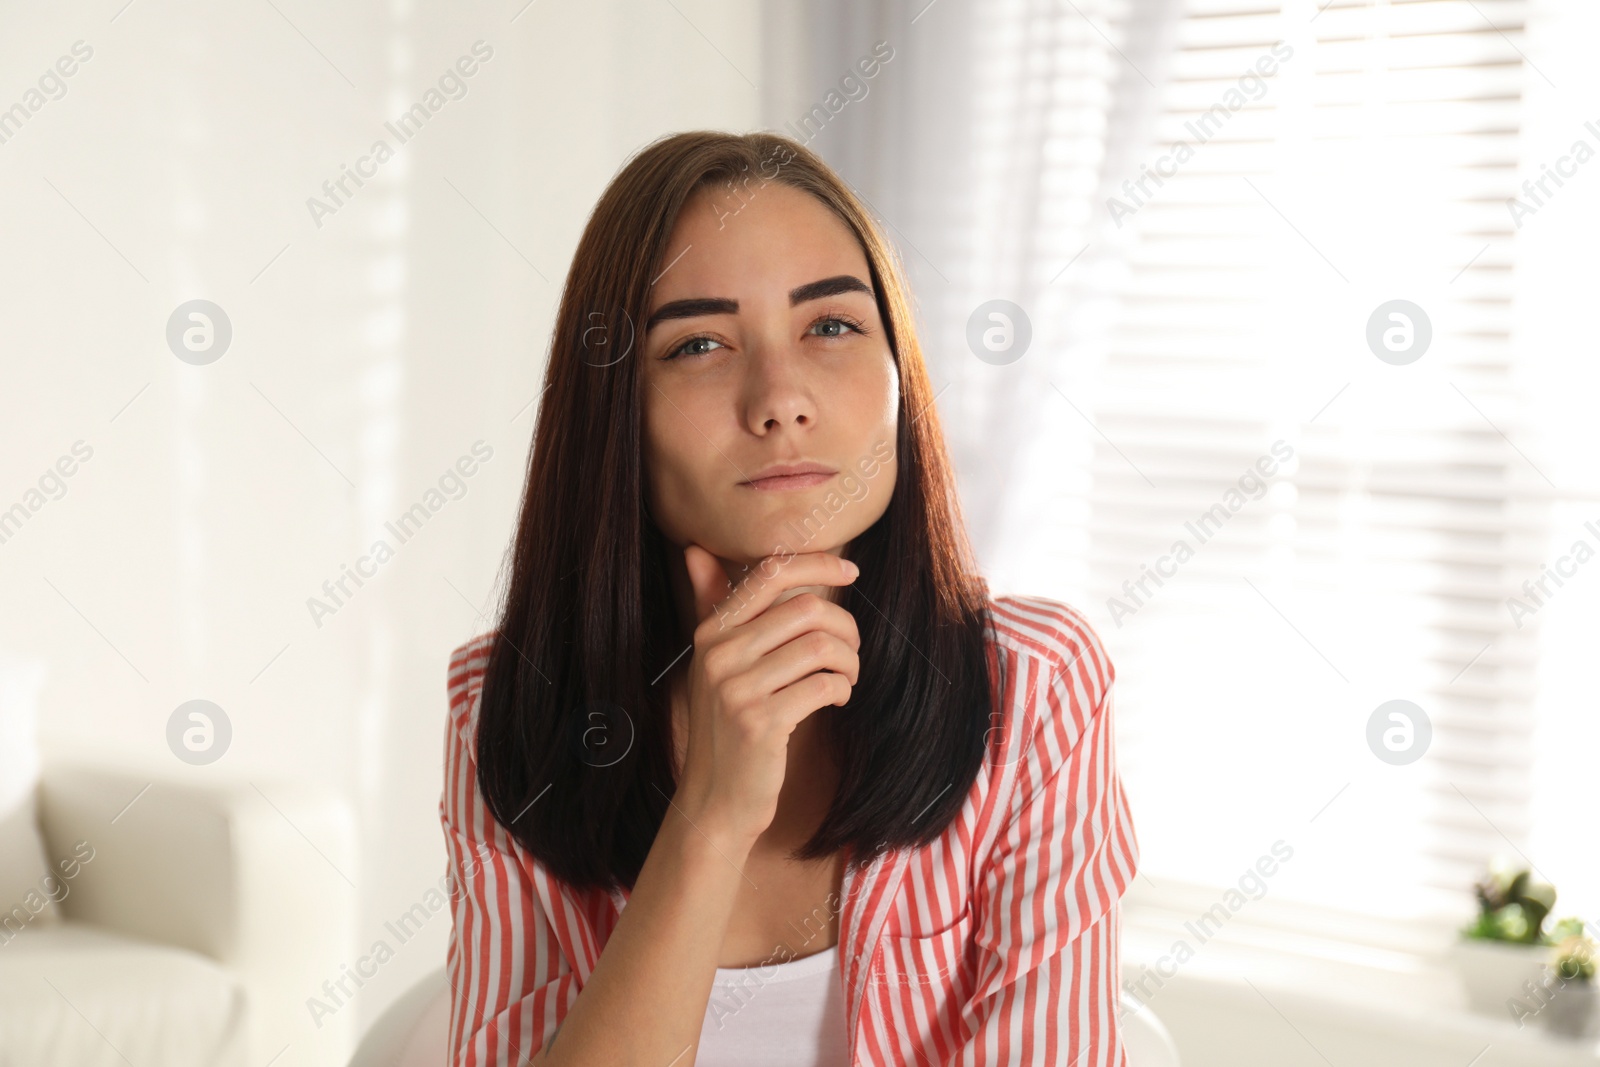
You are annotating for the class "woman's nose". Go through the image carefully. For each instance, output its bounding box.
[742,334,817,434]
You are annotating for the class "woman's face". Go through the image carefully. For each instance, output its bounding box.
[640,180,900,577]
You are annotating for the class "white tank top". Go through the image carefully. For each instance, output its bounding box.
[695,945,850,1066]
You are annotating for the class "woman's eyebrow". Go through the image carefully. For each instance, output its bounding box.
[644,274,873,334]
[644,296,736,334]
[789,273,873,306]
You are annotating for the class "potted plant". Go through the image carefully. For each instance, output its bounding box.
[1541,918,1598,1039]
[1449,863,1558,1017]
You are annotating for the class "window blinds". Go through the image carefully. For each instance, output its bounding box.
[1090,0,1554,924]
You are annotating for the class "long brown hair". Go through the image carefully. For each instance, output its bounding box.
[474,130,999,892]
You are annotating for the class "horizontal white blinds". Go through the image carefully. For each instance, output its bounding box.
[1089,0,1550,921]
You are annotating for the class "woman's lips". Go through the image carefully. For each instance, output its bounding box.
[741,471,835,491]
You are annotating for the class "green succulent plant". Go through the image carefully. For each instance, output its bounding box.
[1461,864,1557,945]
[1550,917,1597,982]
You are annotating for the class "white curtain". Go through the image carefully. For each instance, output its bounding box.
[762,0,1174,593]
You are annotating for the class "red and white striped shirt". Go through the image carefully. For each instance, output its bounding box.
[441,594,1139,1066]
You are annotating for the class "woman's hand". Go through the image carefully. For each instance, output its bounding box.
[672,543,861,851]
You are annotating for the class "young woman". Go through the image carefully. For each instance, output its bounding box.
[441,130,1139,1067]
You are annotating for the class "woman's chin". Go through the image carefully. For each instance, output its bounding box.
[725,533,845,568]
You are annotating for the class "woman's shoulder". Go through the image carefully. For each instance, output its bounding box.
[986,593,1114,693]
[984,593,1116,758]
[445,631,497,752]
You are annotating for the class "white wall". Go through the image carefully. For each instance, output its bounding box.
[0,0,761,1053]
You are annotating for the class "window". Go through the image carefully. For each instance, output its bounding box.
[792,0,1598,931]
[1085,0,1599,927]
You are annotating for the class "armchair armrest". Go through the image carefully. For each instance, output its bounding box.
[36,762,359,1067]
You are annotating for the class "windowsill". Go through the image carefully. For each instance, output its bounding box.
[1120,878,1600,1064]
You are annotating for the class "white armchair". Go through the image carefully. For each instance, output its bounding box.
[2,762,359,1067]
[1120,992,1182,1066]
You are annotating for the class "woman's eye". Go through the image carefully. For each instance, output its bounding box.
[810,317,861,339]
[670,335,724,359]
